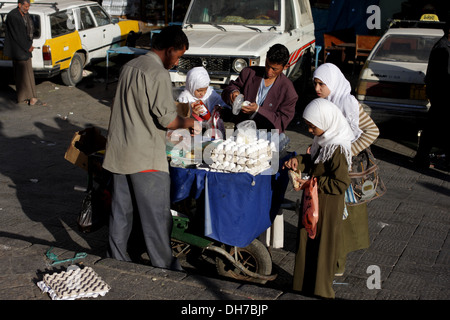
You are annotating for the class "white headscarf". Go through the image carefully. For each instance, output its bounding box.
[313,63,362,142]
[303,98,354,169]
[177,67,225,112]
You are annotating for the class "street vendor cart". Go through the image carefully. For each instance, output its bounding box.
[167,136,292,284]
[69,126,292,284]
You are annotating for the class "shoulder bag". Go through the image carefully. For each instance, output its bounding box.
[345,147,386,206]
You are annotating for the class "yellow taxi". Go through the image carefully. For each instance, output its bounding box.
[0,0,140,86]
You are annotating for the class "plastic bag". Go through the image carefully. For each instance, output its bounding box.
[77,187,110,233]
[204,106,225,140]
[235,120,257,143]
[300,177,319,239]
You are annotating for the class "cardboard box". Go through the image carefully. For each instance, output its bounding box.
[65,131,89,170]
[64,128,106,171]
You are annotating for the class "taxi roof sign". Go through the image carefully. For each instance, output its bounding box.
[388,18,444,30]
[420,14,439,22]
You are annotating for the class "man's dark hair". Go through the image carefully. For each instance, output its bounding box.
[266,44,290,66]
[152,25,189,51]
[18,0,31,5]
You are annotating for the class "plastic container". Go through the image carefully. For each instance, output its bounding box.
[193,100,211,120]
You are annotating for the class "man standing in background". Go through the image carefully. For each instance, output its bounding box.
[4,0,45,106]
[414,19,450,169]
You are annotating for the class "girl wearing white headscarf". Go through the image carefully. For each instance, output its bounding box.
[313,63,363,143]
[313,63,381,277]
[177,66,228,115]
[303,98,354,170]
[284,98,352,299]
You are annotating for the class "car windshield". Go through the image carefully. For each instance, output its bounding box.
[185,0,281,25]
[371,34,441,63]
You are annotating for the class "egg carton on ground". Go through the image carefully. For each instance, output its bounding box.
[37,266,110,300]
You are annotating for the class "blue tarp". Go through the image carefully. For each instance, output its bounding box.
[326,0,380,35]
[170,154,292,248]
[313,0,380,47]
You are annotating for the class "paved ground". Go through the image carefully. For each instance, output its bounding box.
[0,55,449,311]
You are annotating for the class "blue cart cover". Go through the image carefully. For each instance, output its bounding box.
[170,164,290,247]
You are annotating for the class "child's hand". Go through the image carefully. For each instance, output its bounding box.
[290,175,309,191]
[283,157,298,171]
[191,102,202,115]
[241,102,258,114]
[294,178,308,191]
[189,121,202,136]
[296,178,308,191]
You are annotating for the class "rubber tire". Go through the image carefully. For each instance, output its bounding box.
[215,239,272,284]
[125,31,137,47]
[61,53,84,86]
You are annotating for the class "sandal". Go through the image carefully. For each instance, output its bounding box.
[29,99,47,106]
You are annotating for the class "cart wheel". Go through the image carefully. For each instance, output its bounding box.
[215,239,272,284]
[171,238,192,257]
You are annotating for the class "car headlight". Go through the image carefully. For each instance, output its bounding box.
[232,58,248,73]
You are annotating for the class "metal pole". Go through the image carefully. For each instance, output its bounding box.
[165,0,168,25]
[171,0,174,23]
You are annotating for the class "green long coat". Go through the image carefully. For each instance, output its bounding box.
[292,148,350,299]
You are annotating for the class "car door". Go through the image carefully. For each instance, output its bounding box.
[283,0,301,75]
[89,4,119,51]
[44,10,79,71]
[75,6,103,61]
[284,0,315,80]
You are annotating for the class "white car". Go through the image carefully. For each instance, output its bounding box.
[0,0,140,86]
[356,22,444,120]
[170,0,316,88]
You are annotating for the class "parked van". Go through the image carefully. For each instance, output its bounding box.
[170,0,316,88]
[0,0,140,86]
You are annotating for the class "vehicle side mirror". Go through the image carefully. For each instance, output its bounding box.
[111,17,119,24]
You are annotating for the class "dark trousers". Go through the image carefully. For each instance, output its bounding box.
[107,171,182,271]
[13,58,36,103]
[415,97,450,165]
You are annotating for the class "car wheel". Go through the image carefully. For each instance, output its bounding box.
[125,31,138,47]
[61,53,84,86]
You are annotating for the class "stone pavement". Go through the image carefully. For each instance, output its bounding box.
[0,62,449,308]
